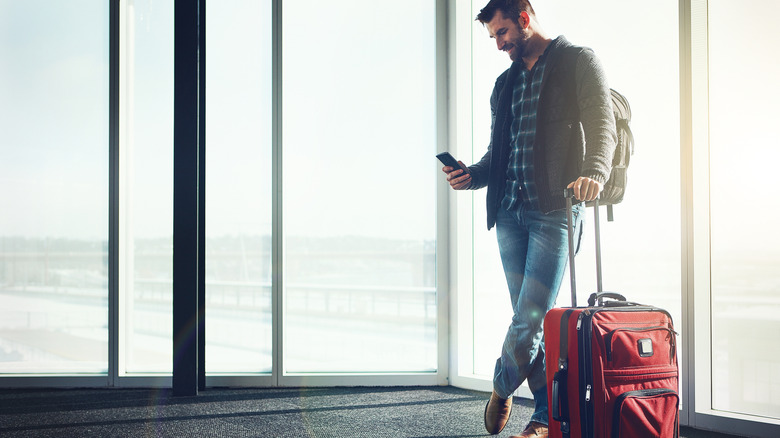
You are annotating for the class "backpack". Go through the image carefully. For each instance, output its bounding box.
[591,88,633,221]
[564,46,634,221]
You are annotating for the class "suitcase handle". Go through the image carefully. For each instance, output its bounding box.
[564,188,604,307]
[551,369,571,433]
[564,190,579,307]
[587,292,626,306]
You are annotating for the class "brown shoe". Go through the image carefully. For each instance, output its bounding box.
[484,391,512,434]
[509,421,549,438]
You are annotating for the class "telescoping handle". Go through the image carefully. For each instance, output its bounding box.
[566,190,633,308]
[564,189,579,307]
[564,188,604,307]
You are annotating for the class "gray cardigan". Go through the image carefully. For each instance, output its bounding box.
[468,36,617,229]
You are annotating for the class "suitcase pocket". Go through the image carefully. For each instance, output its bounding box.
[612,388,679,438]
[605,326,677,368]
[604,365,678,398]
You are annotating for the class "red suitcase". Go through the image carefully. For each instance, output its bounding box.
[544,193,680,438]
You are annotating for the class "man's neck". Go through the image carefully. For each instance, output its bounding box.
[522,35,552,70]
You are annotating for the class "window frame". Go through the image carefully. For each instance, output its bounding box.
[681,0,780,435]
[0,0,448,389]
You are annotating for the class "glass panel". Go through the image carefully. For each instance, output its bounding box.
[119,0,174,374]
[469,1,519,377]
[469,1,681,381]
[708,0,780,420]
[205,0,273,374]
[0,0,109,373]
[282,0,437,373]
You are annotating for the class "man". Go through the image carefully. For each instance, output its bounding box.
[441,1,616,436]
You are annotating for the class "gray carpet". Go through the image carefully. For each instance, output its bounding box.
[0,386,742,437]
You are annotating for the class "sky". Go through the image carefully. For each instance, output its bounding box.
[0,0,109,240]
[0,0,437,242]
[2,0,780,247]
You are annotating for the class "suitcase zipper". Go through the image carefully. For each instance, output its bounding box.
[604,367,678,382]
[578,310,594,438]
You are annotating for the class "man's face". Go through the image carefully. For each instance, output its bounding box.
[485,10,529,62]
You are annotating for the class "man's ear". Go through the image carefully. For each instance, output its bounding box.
[519,11,530,29]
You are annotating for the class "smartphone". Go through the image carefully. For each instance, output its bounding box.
[436,152,469,174]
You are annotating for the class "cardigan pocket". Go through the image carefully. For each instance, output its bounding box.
[544,104,569,122]
[542,119,584,190]
[543,119,582,161]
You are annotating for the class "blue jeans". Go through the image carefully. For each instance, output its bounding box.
[492,202,584,426]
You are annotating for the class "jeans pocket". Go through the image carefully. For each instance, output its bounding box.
[573,204,585,256]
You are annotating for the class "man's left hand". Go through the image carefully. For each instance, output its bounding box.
[567,177,603,202]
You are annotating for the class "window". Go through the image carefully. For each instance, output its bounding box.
[0,0,109,373]
[708,0,780,421]
[281,0,438,373]
[119,0,174,374]
[0,0,440,387]
[205,0,273,374]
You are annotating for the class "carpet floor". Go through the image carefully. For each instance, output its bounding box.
[0,386,743,437]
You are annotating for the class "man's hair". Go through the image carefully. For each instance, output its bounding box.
[475,0,536,24]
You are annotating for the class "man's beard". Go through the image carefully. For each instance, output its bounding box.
[507,25,530,62]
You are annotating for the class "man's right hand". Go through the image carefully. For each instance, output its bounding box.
[442,162,472,190]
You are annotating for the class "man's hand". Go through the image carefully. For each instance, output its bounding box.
[567,177,602,201]
[442,161,472,190]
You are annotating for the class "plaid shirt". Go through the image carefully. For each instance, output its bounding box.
[501,53,548,211]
